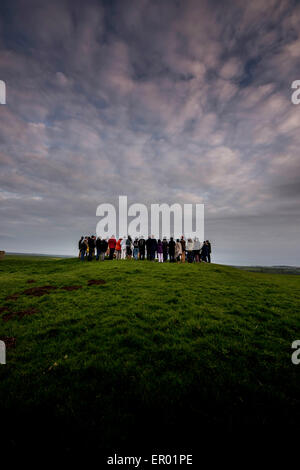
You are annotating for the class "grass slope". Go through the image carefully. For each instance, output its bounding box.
[0,255,300,452]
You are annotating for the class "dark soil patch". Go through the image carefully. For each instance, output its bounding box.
[0,336,16,348]
[5,293,20,301]
[87,279,106,286]
[60,285,83,291]
[23,286,59,297]
[3,308,39,322]
[26,279,36,284]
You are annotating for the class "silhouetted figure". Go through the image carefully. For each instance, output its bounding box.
[96,237,102,260]
[88,236,95,261]
[201,241,209,262]
[146,236,152,260]
[206,240,211,263]
[168,237,175,262]
[100,238,108,260]
[78,236,84,258]
[80,237,87,261]
[138,236,146,260]
[162,237,168,262]
[150,235,157,261]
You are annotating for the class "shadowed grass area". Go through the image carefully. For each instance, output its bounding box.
[0,255,300,453]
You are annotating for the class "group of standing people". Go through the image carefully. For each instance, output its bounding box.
[79,235,212,263]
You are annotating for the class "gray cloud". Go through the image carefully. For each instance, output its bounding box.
[0,0,299,264]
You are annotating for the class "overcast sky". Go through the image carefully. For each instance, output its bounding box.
[0,0,299,265]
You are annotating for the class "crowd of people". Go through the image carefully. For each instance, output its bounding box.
[78,235,212,263]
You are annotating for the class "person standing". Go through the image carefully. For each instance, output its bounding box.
[138,236,146,260]
[121,236,127,259]
[180,236,186,263]
[115,238,122,260]
[168,237,176,262]
[146,236,152,260]
[186,238,194,263]
[78,236,84,258]
[206,240,211,263]
[126,235,133,259]
[201,241,208,262]
[100,238,108,260]
[162,237,168,262]
[84,237,89,259]
[157,239,163,262]
[108,235,116,260]
[80,237,87,261]
[150,235,157,261]
[88,236,95,261]
[133,238,139,260]
[193,237,201,262]
[96,237,102,260]
[175,239,182,262]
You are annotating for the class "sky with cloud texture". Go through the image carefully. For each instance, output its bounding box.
[0,0,300,264]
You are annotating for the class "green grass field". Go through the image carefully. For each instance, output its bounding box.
[0,255,300,453]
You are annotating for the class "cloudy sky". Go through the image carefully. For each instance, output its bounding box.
[0,0,299,265]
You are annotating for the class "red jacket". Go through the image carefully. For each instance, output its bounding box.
[108,237,116,249]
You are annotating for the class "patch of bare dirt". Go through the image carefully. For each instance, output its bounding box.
[0,336,16,348]
[87,279,106,286]
[5,293,20,301]
[23,286,59,297]
[2,308,39,321]
[26,279,36,284]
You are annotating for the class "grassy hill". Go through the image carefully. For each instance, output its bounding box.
[0,255,300,454]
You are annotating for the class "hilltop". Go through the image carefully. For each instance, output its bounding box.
[0,256,299,453]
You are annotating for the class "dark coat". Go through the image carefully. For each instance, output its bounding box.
[162,240,168,253]
[146,238,152,250]
[101,239,108,252]
[88,237,95,249]
[150,238,157,252]
[138,238,146,252]
[168,239,175,255]
[201,244,209,256]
